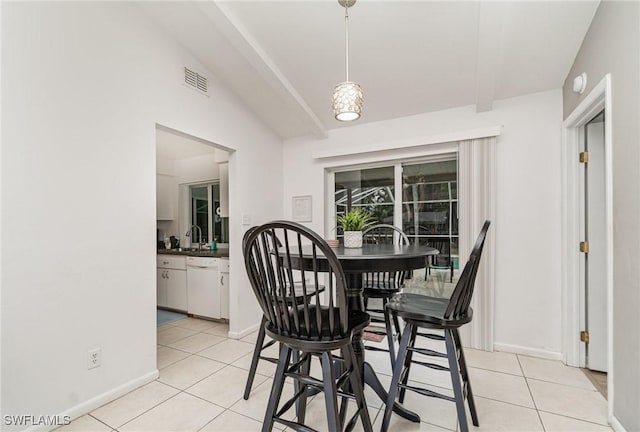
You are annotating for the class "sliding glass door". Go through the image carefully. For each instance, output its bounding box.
[333,158,457,263]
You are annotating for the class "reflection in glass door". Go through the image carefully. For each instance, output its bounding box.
[334,166,395,238]
[402,160,458,256]
[333,159,458,259]
[190,183,229,244]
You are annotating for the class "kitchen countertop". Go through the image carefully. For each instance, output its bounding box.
[158,248,229,258]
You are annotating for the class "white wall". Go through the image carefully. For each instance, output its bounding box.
[1,1,282,427]
[283,89,563,357]
[563,2,640,429]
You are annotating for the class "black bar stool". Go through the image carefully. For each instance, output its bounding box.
[381,221,490,432]
[243,227,326,400]
[361,224,409,368]
[244,221,373,432]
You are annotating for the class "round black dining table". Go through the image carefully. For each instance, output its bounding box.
[286,243,439,422]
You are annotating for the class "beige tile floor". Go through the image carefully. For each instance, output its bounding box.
[59,316,612,432]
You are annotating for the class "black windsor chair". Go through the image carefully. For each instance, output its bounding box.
[242,227,325,400]
[424,237,455,283]
[381,220,491,432]
[361,224,410,368]
[243,221,373,432]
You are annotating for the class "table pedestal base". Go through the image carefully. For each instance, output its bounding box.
[363,361,420,422]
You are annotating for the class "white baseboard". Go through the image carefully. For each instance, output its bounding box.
[27,370,159,432]
[228,322,260,339]
[493,343,563,361]
[610,416,627,432]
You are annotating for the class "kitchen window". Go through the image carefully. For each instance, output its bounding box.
[189,183,229,244]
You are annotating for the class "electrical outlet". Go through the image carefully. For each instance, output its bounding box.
[87,348,101,370]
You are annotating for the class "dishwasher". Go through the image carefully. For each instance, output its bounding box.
[186,257,220,319]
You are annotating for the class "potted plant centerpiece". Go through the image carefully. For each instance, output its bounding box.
[337,209,376,248]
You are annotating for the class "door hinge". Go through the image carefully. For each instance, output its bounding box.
[580,330,590,343]
[579,241,590,253]
[579,151,589,163]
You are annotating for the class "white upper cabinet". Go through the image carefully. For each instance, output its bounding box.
[218,162,229,217]
[156,174,175,220]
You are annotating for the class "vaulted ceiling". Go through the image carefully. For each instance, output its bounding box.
[141,1,599,140]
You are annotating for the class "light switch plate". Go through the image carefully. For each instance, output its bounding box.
[242,213,251,225]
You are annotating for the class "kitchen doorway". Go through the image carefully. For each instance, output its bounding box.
[155,124,232,329]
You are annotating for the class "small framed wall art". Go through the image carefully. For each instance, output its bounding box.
[292,195,312,222]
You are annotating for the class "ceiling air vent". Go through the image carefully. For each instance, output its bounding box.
[184,67,208,95]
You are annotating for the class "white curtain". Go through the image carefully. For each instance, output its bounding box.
[458,137,497,351]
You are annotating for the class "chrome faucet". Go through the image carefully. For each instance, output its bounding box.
[185,225,203,251]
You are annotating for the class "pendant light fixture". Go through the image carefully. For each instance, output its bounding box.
[332,0,363,122]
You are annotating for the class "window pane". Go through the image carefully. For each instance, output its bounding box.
[191,186,209,243]
[335,166,394,234]
[211,184,229,244]
[402,160,457,251]
[403,182,450,201]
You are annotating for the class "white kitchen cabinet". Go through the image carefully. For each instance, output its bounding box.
[218,162,229,217]
[157,269,168,308]
[157,255,187,312]
[156,174,175,220]
[219,259,229,320]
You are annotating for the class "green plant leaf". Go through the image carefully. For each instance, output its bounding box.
[336,209,376,231]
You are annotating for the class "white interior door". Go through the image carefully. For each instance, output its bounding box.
[583,111,607,372]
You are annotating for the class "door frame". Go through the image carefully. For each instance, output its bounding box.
[561,74,613,418]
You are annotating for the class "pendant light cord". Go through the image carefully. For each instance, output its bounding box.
[344,3,349,82]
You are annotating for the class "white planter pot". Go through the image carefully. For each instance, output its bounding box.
[343,231,363,248]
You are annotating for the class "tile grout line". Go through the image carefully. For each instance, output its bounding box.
[536,408,612,428]
[107,391,184,431]
[87,413,116,431]
[524,374,601,392]
[516,354,546,432]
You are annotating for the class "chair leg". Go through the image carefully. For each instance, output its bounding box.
[344,344,373,432]
[398,324,417,404]
[293,350,309,424]
[244,316,267,400]
[262,345,292,432]
[382,298,400,370]
[383,305,396,369]
[453,328,478,426]
[381,322,412,432]
[321,351,341,432]
[424,258,429,281]
[445,329,469,432]
[338,390,349,428]
[384,297,402,337]
[338,354,349,427]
